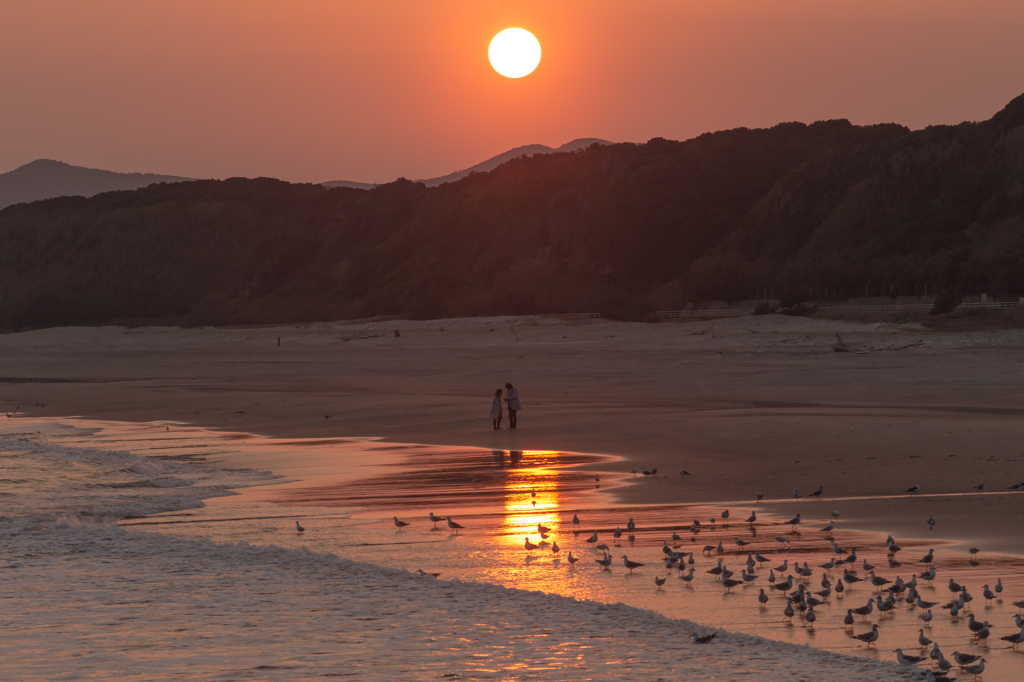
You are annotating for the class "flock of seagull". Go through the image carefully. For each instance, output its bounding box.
[307,470,1024,679]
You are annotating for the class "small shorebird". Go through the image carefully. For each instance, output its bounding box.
[621,555,644,574]
[1000,627,1024,650]
[295,521,305,533]
[852,623,880,647]
[895,648,924,666]
[952,652,980,666]
[851,599,874,619]
[972,481,986,492]
[918,628,932,648]
[809,485,824,497]
[446,516,463,533]
[960,659,986,680]
[692,632,717,644]
[904,483,920,495]
[393,516,409,530]
[428,512,443,528]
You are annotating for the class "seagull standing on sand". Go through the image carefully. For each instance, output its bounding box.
[295,521,305,533]
[810,485,824,497]
[927,515,935,530]
[621,555,644,574]
[852,623,880,647]
[586,531,598,545]
[1000,627,1024,650]
[679,467,691,476]
[567,552,579,565]
[905,484,920,495]
[572,514,580,529]
[393,516,409,530]
[446,516,463,533]
[972,481,986,492]
[655,576,666,588]
[960,659,986,679]
[787,513,802,531]
[428,512,443,528]
[756,493,764,503]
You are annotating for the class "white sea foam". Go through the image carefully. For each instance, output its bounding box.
[0,422,909,680]
[0,517,907,681]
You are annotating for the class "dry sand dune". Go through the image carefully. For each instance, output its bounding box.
[2,313,1023,553]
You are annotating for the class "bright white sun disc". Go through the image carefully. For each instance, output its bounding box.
[488,28,541,78]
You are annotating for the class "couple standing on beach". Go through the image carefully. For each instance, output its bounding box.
[490,383,521,430]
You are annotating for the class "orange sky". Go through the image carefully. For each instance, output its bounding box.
[2,1,1023,183]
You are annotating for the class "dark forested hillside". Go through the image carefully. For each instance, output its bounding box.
[2,95,1024,329]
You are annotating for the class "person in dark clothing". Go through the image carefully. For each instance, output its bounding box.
[504,383,521,429]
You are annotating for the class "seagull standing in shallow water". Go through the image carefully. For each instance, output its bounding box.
[428,512,443,528]
[446,516,463,533]
[393,516,409,530]
[295,521,305,533]
[621,555,644,574]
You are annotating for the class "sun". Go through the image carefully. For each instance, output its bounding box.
[488,28,541,79]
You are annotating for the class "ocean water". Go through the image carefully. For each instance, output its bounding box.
[1,418,1019,680]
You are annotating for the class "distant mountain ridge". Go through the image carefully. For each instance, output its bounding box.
[4,93,1024,330]
[321,138,611,189]
[0,160,193,210]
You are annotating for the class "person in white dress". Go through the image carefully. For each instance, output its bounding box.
[490,388,504,430]
[504,383,521,429]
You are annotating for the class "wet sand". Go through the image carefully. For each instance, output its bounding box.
[2,315,1023,554]
[10,416,1019,679]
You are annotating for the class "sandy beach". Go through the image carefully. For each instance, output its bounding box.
[4,313,1024,679]
[2,314,1023,553]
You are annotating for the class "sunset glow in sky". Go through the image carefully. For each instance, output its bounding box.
[2,0,1023,183]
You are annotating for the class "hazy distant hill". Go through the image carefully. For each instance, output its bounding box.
[321,138,610,189]
[2,96,1024,330]
[0,160,192,210]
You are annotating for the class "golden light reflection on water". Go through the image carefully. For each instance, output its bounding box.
[499,450,563,547]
